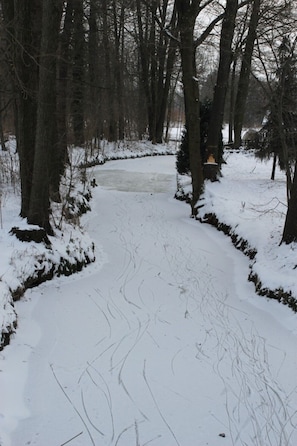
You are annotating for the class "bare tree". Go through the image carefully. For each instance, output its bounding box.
[1,0,42,218]
[71,0,85,146]
[28,0,63,232]
[176,0,203,216]
[282,161,297,244]
[206,0,239,164]
[253,2,297,197]
[135,0,178,143]
[233,0,260,147]
[112,0,125,140]
[57,1,73,164]
[1,0,64,232]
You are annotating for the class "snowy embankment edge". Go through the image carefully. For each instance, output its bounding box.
[198,212,297,312]
[0,227,95,351]
[0,143,175,351]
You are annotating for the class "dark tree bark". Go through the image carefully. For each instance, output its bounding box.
[101,0,117,141]
[176,0,203,216]
[8,0,41,217]
[27,0,62,232]
[228,58,237,144]
[57,1,73,166]
[234,0,260,148]
[282,160,297,244]
[87,0,103,146]
[136,0,178,143]
[136,0,157,142]
[71,0,85,146]
[206,0,238,163]
[112,0,125,140]
[271,153,277,180]
[0,93,7,150]
[155,2,178,143]
[0,1,14,151]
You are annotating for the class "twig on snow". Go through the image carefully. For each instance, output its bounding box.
[60,431,83,446]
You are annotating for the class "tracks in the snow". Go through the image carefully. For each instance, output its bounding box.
[51,187,296,445]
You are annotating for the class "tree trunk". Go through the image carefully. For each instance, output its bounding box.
[228,57,238,145]
[113,0,125,141]
[102,0,117,141]
[13,0,41,217]
[88,0,103,145]
[206,0,238,163]
[27,0,62,233]
[135,0,158,143]
[57,1,73,167]
[155,4,178,143]
[274,99,293,201]
[234,0,260,148]
[148,1,158,143]
[0,93,7,150]
[271,153,277,180]
[0,0,15,148]
[71,0,85,146]
[136,0,177,144]
[176,0,203,216]
[282,160,297,244]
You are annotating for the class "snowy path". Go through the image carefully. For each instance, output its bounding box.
[1,156,297,446]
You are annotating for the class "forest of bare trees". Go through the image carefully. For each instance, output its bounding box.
[0,0,297,242]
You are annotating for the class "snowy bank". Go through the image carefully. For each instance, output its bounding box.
[198,149,297,311]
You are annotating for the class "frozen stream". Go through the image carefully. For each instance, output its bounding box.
[0,156,296,446]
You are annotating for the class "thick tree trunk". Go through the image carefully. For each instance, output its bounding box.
[0,94,7,150]
[88,0,103,145]
[113,0,125,141]
[282,160,297,244]
[136,0,158,143]
[136,0,151,140]
[271,153,277,180]
[12,0,41,217]
[148,2,158,143]
[0,0,15,148]
[28,0,62,233]
[57,1,73,168]
[234,0,260,148]
[71,0,85,146]
[206,0,238,163]
[102,0,117,141]
[177,0,203,216]
[228,58,237,144]
[155,7,178,143]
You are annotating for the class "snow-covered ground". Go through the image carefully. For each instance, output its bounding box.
[0,146,296,446]
[200,149,297,305]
